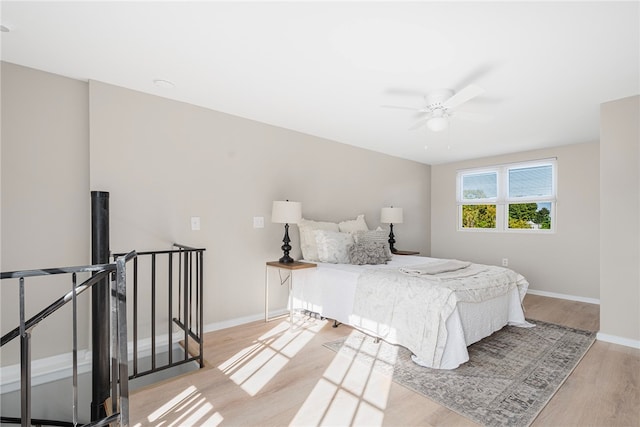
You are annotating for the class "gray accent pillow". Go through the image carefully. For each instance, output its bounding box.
[348,242,390,265]
[353,229,393,260]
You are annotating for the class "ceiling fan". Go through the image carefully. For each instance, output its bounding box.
[383,84,487,132]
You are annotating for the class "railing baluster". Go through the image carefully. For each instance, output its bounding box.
[189,251,193,336]
[72,272,79,427]
[151,253,156,371]
[133,257,138,377]
[198,252,202,337]
[168,253,173,366]
[194,253,199,337]
[19,277,31,427]
[110,271,118,420]
[198,251,204,368]
[116,255,130,426]
[183,250,189,361]
[178,252,182,327]
[196,252,204,368]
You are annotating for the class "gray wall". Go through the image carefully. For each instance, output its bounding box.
[431,142,600,300]
[1,63,431,365]
[1,62,91,365]
[600,95,639,343]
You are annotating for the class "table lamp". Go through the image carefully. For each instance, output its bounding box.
[380,206,403,254]
[271,200,302,263]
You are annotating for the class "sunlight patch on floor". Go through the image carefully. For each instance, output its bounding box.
[229,347,289,396]
[217,317,327,396]
[133,385,223,427]
[290,330,397,426]
[289,378,337,425]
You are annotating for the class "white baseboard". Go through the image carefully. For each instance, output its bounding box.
[1,350,93,394]
[596,332,640,349]
[203,309,289,333]
[526,289,600,305]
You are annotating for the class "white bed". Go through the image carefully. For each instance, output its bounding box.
[292,255,531,369]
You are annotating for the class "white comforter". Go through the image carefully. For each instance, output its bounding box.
[349,262,528,368]
[292,255,530,369]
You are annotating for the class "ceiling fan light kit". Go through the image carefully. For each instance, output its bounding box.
[425,104,449,131]
[427,116,449,132]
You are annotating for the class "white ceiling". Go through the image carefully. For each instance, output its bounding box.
[1,1,638,165]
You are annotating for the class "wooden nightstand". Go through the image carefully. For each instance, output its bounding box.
[265,261,317,323]
[393,250,420,256]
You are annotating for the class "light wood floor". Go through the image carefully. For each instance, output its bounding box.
[129,295,640,426]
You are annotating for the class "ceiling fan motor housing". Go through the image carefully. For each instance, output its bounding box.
[425,89,454,110]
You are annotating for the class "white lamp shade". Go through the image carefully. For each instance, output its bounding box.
[271,200,302,224]
[380,207,403,224]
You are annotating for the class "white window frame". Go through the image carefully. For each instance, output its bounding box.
[456,158,557,233]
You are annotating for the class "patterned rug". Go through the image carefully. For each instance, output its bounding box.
[323,319,596,427]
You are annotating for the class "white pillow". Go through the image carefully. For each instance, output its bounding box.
[298,218,339,261]
[314,230,354,264]
[338,214,369,233]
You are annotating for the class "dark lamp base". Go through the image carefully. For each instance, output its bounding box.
[279,254,295,264]
[279,223,295,264]
[388,223,397,253]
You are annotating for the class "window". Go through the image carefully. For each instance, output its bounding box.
[457,159,556,232]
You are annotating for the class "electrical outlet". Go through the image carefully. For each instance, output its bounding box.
[502,258,509,267]
[253,216,264,228]
[191,216,201,231]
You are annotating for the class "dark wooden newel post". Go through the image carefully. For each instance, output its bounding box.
[90,191,110,420]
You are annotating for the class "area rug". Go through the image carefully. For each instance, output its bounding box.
[323,319,596,427]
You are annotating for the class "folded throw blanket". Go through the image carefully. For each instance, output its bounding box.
[399,259,471,276]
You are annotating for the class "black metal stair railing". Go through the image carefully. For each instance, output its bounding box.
[112,243,206,380]
[0,251,136,427]
[0,243,204,426]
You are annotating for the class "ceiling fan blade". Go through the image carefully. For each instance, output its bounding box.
[408,118,429,131]
[442,84,485,109]
[454,63,495,91]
